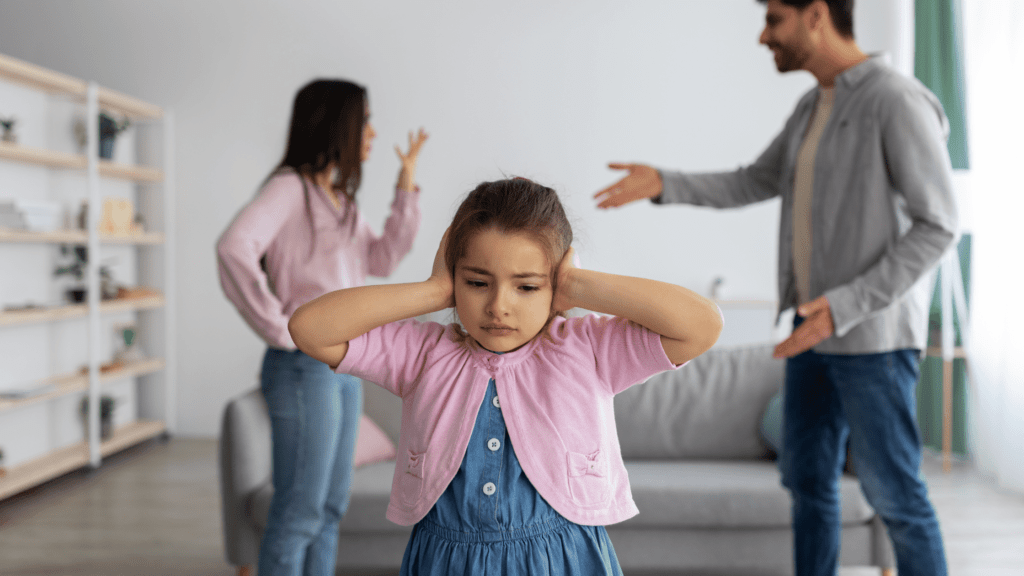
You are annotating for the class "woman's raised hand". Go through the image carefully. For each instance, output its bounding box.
[551,246,579,314]
[395,128,429,192]
[429,227,455,309]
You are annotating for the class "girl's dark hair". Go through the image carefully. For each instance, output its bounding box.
[757,0,854,39]
[271,78,367,246]
[445,177,573,285]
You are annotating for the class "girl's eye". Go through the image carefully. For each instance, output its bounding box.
[519,285,540,292]
[466,279,487,288]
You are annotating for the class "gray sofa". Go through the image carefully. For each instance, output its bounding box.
[220,343,894,575]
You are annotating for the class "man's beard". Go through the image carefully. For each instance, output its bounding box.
[768,42,811,73]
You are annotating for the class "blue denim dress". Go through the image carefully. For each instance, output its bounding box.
[399,377,623,575]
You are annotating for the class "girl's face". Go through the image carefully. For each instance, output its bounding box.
[454,227,554,353]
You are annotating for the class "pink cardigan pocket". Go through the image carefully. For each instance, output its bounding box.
[566,449,610,508]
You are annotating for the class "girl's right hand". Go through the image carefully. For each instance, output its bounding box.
[429,228,455,309]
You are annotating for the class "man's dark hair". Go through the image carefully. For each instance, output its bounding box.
[757,0,854,39]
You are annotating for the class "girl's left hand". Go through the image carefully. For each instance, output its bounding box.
[395,128,429,191]
[551,247,579,313]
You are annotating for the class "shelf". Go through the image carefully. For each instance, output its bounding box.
[0,293,165,327]
[98,419,167,456]
[1,50,174,500]
[0,227,164,245]
[97,87,163,120]
[0,419,166,500]
[0,141,84,169]
[0,142,164,182]
[98,160,164,182]
[0,357,165,414]
[0,53,162,119]
[0,52,86,98]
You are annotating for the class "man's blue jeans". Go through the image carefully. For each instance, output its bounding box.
[780,344,947,576]
[257,348,363,576]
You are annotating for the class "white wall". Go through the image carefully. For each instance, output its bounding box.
[0,0,909,436]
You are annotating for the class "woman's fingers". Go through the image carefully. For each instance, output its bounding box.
[397,128,429,162]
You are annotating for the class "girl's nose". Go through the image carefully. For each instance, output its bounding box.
[486,287,511,317]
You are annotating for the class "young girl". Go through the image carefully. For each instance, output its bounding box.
[217,78,426,576]
[289,178,722,575]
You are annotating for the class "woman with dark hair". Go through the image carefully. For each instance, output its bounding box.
[217,78,427,576]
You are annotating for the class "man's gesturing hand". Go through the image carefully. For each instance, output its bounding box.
[773,296,835,358]
[593,163,663,208]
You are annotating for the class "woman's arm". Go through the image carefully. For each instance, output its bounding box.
[366,129,430,277]
[552,248,723,366]
[289,230,453,368]
[216,174,297,349]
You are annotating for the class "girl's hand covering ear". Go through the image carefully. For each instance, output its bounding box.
[430,227,455,309]
[552,246,578,314]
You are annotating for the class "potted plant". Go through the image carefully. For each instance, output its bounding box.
[53,245,120,302]
[79,395,116,440]
[54,244,88,303]
[98,112,130,159]
[73,112,131,159]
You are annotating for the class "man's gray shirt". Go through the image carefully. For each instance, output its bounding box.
[656,56,958,354]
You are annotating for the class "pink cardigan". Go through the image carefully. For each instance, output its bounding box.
[217,172,420,349]
[336,314,678,526]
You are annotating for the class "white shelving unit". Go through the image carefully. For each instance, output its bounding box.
[0,52,175,499]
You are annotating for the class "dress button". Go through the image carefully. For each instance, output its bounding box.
[492,396,501,408]
[483,482,496,496]
[488,438,501,451]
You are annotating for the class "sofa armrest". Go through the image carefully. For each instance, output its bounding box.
[219,388,272,567]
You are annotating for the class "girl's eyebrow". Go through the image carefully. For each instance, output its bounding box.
[459,265,547,280]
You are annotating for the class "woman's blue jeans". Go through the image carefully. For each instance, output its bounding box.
[257,348,362,576]
[780,342,947,576]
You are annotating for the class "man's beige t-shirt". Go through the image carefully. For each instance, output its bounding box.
[793,87,835,304]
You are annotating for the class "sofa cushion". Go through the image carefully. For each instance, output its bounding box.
[249,460,406,534]
[615,344,784,459]
[760,390,784,457]
[621,461,876,528]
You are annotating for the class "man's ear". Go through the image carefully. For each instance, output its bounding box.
[807,0,831,33]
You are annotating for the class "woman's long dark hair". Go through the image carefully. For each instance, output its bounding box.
[270,79,368,250]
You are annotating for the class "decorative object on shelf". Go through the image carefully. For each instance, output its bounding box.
[73,111,131,159]
[54,244,88,302]
[76,199,88,230]
[112,322,144,364]
[99,112,130,160]
[53,245,122,302]
[79,395,116,440]
[99,197,142,236]
[0,199,62,232]
[0,116,16,143]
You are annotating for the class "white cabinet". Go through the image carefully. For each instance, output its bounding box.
[0,53,175,499]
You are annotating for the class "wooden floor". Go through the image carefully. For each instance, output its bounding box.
[0,438,1022,575]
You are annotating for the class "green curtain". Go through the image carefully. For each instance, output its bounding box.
[915,0,970,169]
[918,234,971,456]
